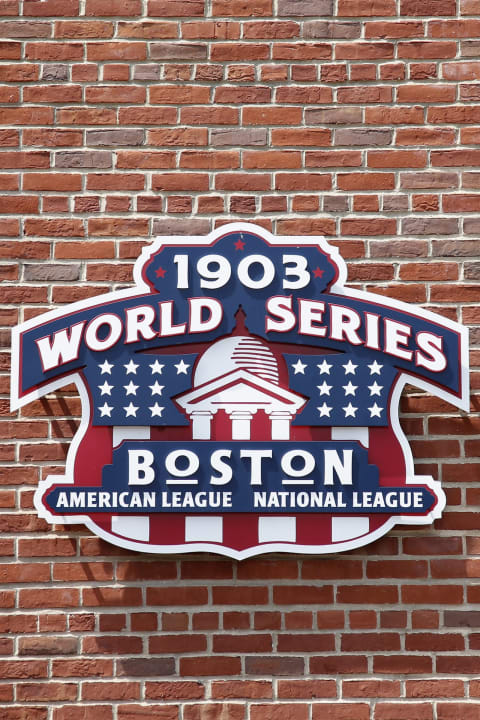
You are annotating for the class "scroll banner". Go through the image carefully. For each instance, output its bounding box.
[11,222,469,558]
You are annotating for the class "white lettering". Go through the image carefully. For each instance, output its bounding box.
[299,299,327,337]
[36,321,85,371]
[324,449,353,486]
[189,297,223,334]
[125,305,156,344]
[240,449,273,486]
[265,295,296,333]
[384,318,413,361]
[128,449,155,486]
[416,331,446,372]
[210,449,233,486]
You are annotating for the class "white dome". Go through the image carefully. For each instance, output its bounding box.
[194,335,279,387]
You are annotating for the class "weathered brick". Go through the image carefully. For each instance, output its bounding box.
[335,128,392,146]
[278,0,332,15]
[86,129,144,146]
[210,128,267,147]
[306,107,363,125]
[55,151,111,168]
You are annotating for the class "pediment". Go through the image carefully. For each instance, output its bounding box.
[176,369,306,413]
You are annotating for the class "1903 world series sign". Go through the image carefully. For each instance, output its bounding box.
[11,223,469,558]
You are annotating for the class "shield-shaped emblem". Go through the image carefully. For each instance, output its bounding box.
[11,223,469,558]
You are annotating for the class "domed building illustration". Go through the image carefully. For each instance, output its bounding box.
[176,333,306,441]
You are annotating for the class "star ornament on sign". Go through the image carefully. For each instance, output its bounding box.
[10,222,469,559]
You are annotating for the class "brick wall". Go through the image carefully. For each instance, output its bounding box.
[1,0,480,717]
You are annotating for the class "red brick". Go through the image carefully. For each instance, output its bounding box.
[405,632,464,651]
[85,0,141,14]
[149,0,204,15]
[53,707,113,720]
[87,41,146,61]
[213,634,272,653]
[375,703,433,720]
[0,196,38,214]
[181,657,242,676]
[181,107,239,125]
[343,680,400,698]
[366,106,424,124]
[184,705,242,720]
[86,86,146,104]
[437,704,480,720]
[148,128,207,145]
[17,683,77,702]
[19,589,79,609]
[237,560,298,580]
[276,680,336,698]
[215,173,271,191]
[146,681,204,700]
[147,587,208,606]
[25,219,84,237]
[272,128,331,146]
[82,682,140,701]
[87,174,145,191]
[211,680,271,699]
[365,21,424,38]
[311,704,370,719]
[273,585,333,604]
[243,106,302,125]
[338,0,395,14]
[213,0,271,15]
[251,704,309,720]
[277,634,335,652]
[341,218,396,236]
[0,107,53,125]
[152,173,209,192]
[338,173,395,190]
[306,151,361,167]
[0,709,47,720]
[276,174,332,191]
[150,634,207,653]
[23,173,82,191]
[407,680,464,698]
[180,150,240,169]
[337,585,398,604]
[310,655,367,676]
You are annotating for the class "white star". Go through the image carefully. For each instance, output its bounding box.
[369,403,383,418]
[149,403,164,417]
[149,380,164,396]
[124,402,138,417]
[99,359,113,375]
[317,359,332,375]
[124,380,139,396]
[124,359,139,375]
[368,360,383,375]
[368,381,383,396]
[99,402,113,417]
[292,358,307,374]
[343,360,358,375]
[98,381,113,396]
[343,381,358,397]
[343,402,357,418]
[149,359,164,374]
[175,359,190,375]
[318,381,332,396]
[318,402,332,417]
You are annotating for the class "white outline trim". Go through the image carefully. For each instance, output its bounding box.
[13,221,467,558]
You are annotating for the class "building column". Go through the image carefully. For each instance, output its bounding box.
[191,411,213,440]
[269,411,292,440]
[229,410,253,440]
